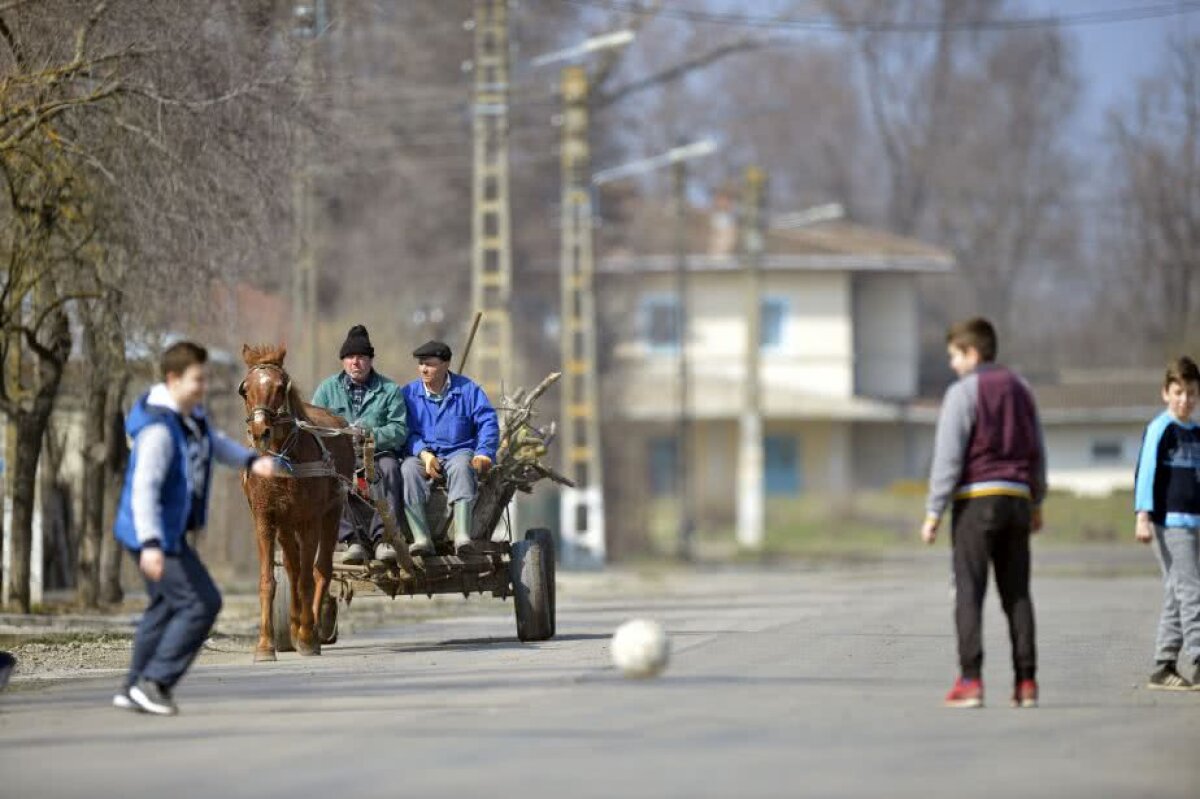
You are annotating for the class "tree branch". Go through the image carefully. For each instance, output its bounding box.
[594,36,767,109]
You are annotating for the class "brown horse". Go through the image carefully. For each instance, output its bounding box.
[240,344,354,661]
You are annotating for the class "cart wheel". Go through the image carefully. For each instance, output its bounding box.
[510,539,553,642]
[524,528,556,637]
[318,591,339,646]
[271,564,296,653]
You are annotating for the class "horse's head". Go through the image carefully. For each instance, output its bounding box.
[240,344,294,453]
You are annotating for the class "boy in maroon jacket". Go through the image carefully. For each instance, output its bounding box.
[921,318,1047,708]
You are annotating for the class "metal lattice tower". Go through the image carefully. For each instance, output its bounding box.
[470,0,514,400]
[558,66,606,565]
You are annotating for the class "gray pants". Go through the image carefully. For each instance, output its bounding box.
[401,451,477,511]
[1152,525,1200,665]
[339,453,402,545]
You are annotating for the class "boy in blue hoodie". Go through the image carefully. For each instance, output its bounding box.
[1135,355,1200,691]
[112,342,277,715]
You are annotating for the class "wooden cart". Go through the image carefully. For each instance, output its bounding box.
[271,373,569,650]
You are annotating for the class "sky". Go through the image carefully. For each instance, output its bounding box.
[684,0,1190,144]
[1026,0,1188,142]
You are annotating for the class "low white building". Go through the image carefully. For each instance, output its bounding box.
[1029,370,1161,496]
[590,203,953,532]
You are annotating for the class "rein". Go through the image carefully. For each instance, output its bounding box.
[242,364,356,482]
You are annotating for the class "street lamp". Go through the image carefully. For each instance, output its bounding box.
[531,29,636,68]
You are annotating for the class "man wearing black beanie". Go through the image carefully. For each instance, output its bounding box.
[312,325,408,565]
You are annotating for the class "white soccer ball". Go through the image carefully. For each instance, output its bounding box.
[611,618,670,679]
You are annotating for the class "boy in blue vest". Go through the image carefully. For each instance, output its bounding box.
[112,341,277,715]
[1135,355,1200,691]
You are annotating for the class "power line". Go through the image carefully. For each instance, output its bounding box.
[556,0,1200,33]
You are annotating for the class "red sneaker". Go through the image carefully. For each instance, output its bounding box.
[944,677,984,708]
[1012,678,1038,708]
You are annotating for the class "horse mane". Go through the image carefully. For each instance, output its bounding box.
[242,343,287,368]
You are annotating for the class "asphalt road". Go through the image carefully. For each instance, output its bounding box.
[2,548,1197,799]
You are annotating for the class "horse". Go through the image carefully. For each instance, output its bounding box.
[239,344,354,661]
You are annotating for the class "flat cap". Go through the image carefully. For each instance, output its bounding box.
[413,340,452,361]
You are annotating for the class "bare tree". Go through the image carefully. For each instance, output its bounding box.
[1107,35,1200,354]
[0,0,302,610]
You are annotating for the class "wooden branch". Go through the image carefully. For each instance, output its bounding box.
[595,36,766,109]
[74,1,110,65]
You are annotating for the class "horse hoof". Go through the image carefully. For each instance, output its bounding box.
[296,641,321,657]
[254,649,277,663]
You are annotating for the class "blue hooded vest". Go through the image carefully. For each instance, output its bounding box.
[113,390,214,553]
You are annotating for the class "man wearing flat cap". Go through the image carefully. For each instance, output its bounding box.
[400,340,499,555]
[312,325,408,565]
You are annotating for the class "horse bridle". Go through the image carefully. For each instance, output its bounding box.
[240,363,294,425]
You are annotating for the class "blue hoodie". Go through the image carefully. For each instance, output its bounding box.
[114,384,255,553]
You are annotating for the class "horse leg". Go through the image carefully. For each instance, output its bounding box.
[253,519,277,663]
[312,499,340,645]
[278,529,303,650]
[294,521,320,656]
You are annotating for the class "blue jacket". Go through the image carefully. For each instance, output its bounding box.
[114,385,254,553]
[402,373,499,460]
[1135,411,1200,529]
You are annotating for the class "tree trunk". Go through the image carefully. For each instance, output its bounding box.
[75,313,109,608]
[99,402,129,605]
[8,414,49,613]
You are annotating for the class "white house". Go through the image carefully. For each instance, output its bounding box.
[591,203,953,530]
[1028,370,1161,496]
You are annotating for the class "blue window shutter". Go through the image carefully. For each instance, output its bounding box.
[764,435,800,495]
[648,437,679,496]
[760,297,787,350]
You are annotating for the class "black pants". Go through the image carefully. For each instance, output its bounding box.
[125,542,222,690]
[951,495,1037,681]
[338,453,401,545]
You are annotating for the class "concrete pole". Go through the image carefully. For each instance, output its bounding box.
[737,167,767,550]
[673,158,694,561]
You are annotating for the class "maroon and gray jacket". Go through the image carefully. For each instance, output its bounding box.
[925,364,1047,519]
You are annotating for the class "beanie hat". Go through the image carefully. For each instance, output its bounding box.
[338,325,374,359]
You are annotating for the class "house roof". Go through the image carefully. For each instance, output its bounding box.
[594,204,954,275]
[914,369,1164,424]
[1029,369,1163,424]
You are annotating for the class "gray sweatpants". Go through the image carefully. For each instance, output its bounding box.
[401,451,477,511]
[1152,525,1200,665]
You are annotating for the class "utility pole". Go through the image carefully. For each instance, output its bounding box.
[558,66,605,567]
[736,166,767,551]
[292,3,319,389]
[593,138,717,563]
[672,156,694,562]
[469,0,514,401]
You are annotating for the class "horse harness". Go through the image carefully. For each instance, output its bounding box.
[241,363,346,482]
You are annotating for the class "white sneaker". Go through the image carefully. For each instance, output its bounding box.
[374,541,398,563]
[113,688,137,711]
[343,542,370,565]
[129,678,178,716]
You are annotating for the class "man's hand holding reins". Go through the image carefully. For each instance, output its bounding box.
[471,454,492,475]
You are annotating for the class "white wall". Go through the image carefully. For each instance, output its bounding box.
[852,273,918,399]
[608,270,857,414]
[1043,422,1143,496]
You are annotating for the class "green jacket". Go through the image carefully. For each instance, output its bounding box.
[311,370,408,454]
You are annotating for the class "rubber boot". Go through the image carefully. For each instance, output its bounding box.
[453,499,476,556]
[405,506,435,557]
